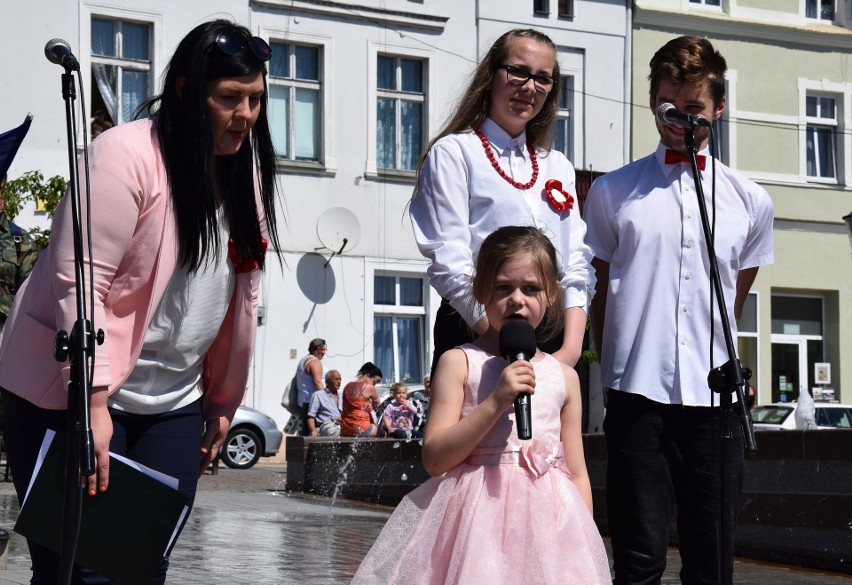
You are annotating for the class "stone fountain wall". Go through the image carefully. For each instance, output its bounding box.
[285,430,852,574]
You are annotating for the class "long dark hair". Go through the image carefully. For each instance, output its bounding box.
[357,362,383,379]
[137,19,280,272]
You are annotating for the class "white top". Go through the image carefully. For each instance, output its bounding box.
[295,354,323,407]
[584,142,775,407]
[112,229,236,414]
[410,117,595,327]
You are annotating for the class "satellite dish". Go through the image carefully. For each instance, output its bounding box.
[316,207,360,253]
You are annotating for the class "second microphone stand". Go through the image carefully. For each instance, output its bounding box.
[682,128,757,585]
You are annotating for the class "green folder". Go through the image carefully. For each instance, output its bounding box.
[15,430,192,585]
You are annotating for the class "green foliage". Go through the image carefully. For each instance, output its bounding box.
[2,170,66,249]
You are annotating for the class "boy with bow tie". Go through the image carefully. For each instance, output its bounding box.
[584,36,775,585]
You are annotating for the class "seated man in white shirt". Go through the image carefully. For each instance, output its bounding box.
[306,370,342,437]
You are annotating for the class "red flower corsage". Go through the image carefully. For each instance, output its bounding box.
[228,236,268,273]
[544,179,574,213]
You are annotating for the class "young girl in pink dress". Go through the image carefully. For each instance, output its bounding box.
[352,226,611,584]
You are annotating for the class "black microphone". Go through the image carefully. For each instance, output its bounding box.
[499,319,537,441]
[44,38,80,71]
[656,103,711,128]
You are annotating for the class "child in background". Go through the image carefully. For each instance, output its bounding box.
[351,226,610,584]
[381,383,422,439]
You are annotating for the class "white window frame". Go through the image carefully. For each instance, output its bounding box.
[555,75,575,162]
[737,291,762,402]
[375,54,425,173]
[371,272,428,384]
[686,0,723,9]
[557,50,585,168]
[80,4,162,138]
[267,41,322,164]
[366,259,432,384]
[366,42,435,179]
[804,0,836,22]
[798,78,851,186]
[805,93,838,182]
[261,28,335,173]
[770,293,826,401]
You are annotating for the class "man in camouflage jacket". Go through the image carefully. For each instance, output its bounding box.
[0,175,38,331]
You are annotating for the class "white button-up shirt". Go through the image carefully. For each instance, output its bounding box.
[584,142,774,406]
[410,117,595,327]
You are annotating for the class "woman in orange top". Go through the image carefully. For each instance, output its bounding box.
[340,362,386,437]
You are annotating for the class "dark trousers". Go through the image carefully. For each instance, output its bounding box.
[430,298,563,378]
[2,389,203,585]
[299,403,311,436]
[604,389,744,585]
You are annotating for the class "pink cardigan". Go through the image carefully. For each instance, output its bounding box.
[0,119,261,420]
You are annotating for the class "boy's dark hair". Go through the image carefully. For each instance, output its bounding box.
[648,35,727,107]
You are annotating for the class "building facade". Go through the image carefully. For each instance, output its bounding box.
[0,0,629,428]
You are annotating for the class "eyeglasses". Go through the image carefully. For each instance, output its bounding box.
[497,64,556,93]
[214,31,272,62]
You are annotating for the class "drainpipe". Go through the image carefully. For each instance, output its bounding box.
[624,0,633,165]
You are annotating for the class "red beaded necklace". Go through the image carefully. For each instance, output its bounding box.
[475,128,538,190]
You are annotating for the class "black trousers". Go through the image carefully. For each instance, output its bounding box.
[604,389,744,585]
[2,389,203,585]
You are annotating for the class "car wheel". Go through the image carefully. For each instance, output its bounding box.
[221,427,262,469]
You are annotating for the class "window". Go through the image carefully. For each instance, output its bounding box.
[689,0,721,5]
[90,17,151,129]
[373,274,426,384]
[555,76,574,160]
[815,407,852,428]
[806,0,835,20]
[737,293,759,402]
[268,42,321,162]
[805,94,838,180]
[557,0,575,17]
[534,0,550,14]
[377,55,425,171]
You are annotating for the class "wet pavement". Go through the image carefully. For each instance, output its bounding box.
[0,463,850,584]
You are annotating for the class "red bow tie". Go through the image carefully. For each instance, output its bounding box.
[665,149,706,171]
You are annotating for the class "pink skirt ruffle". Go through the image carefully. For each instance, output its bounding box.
[352,461,611,584]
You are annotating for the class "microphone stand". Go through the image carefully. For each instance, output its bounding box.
[682,128,757,585]
[53,70,99,585]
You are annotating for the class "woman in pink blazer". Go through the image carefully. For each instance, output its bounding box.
[0,20,281,584]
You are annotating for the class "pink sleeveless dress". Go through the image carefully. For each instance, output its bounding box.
[351,344,611,584]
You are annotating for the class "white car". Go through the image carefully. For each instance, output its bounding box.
[220,406,284,469]
[751,402,852,431]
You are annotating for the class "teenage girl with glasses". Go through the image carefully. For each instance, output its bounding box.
[409,28,595,375]
[0,19,280,584]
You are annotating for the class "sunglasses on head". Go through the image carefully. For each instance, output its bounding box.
[214,31,272,62]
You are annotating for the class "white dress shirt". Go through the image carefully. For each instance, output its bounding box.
[584,142,774,407]
[410,117,595,327]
